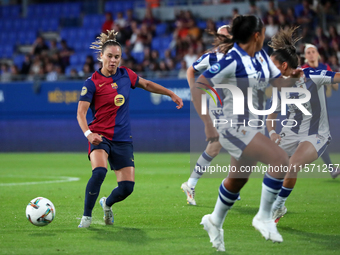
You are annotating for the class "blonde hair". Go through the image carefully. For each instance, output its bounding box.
[90,30,121,61]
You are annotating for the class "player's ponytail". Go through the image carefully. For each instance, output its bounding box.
[268,27,302,69]
[90,29,122,61]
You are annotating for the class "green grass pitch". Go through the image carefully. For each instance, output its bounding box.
[0,153,339,254]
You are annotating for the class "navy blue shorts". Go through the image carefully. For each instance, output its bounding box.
[88,137,134,170]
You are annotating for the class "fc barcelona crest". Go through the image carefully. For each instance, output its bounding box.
[111,83,118,89]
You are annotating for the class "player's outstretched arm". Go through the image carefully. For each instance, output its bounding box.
[270,69,303,90]
[186,65,196,89]
[192,74,219,142]
[77,101,103,145]
[137,77,183,109]
[332,73,340,85]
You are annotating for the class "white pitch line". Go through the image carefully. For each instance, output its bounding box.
[0,176,80,186]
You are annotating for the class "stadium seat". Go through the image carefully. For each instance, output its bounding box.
[13,55,25,69]
[105,1,124,13]
[151,37,162,51]
[197,21,206,29]
[131,52,144,64]
[155,24,168,36]
[215,21,226,29]
[160,36,172,49]
[3,45,14,58]
[70,54,80,65]
[122,1,133,11]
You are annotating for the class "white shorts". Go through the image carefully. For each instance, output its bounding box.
[279,130,331,157]
[219,126,264,161]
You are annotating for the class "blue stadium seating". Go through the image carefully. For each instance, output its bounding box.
[131,52,144,64]
[155,23,168,36]
[13,54,25,69]
[197,21,206,29]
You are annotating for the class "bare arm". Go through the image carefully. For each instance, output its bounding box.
[266,112,281,144]
[137,77,183,109]
[77,101,102,145]
[192,74,219,142]
[270,70,303,90]
[186,65,196,89]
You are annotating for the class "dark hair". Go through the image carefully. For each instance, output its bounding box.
[268,27,302,69]
[205,15,264,54]
[231,15,264,44]
[90,30,122,61]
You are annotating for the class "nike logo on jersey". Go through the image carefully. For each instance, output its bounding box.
[99,83,105,87]
[89,192,97,195]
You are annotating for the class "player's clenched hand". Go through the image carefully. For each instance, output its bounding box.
[87,133,103,145]
[171,94,183,109]
[270,133,281,145]
[205,123,219,143]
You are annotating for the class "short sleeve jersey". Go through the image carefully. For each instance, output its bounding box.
[274,68,336,135]
[202,43,281,125]
[79,66,139,142]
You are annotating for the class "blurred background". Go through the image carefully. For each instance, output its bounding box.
[0,0,339,153]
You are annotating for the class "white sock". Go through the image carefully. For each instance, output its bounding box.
[272,196,287,211]
[188,177,199,188]
[210,181,239,228]
[257,178,282,220]
[188,151,214,188]
[272,186,292,210]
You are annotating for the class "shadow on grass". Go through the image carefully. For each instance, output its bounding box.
[89,226,148,245]
[29,232,56,236]
[280,226,340,251]
[232,205,258,215]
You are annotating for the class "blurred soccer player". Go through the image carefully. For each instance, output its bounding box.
[267,28,340,223]
[193,15,302,251]
[77,30,183,228]
[301,43,339,178]
[181,25,243,205]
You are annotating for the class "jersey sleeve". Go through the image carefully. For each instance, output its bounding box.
[307,69,336,89]
[262,50,281,79]
[202,55,236,85]
[274,90,281,113]
[79,78,96,102]
[121,66,140,89]
[192,53,210,72]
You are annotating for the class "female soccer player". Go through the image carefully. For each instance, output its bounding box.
[181,25,238,205]
[193,15,302,251]
[266,28,340,222]
[77,30,183,228]
[302,43,339,178]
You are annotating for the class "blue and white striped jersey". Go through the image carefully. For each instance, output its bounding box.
[202,43,281,126]
[275,68,336,136]
[192,51,225,73]
[192,51,225,111]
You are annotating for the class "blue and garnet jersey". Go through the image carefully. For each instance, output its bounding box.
[79,66,139,142]
[301,62,332,71]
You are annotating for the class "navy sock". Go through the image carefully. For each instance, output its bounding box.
[83,167,107,217]
[321,150,332,166]
[106,181,135,207]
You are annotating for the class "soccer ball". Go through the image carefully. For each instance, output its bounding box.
[26,197,55,226]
